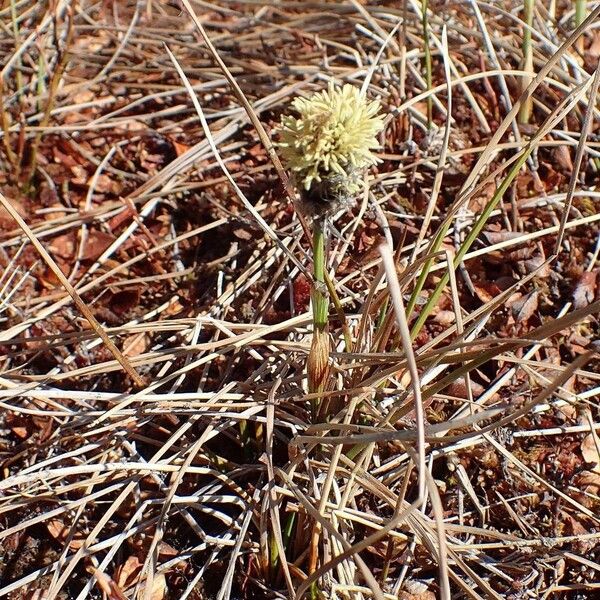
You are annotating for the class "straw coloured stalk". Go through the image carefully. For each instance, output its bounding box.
[575,0,586,57]
[277,83,384,416]
[518,0,534,124]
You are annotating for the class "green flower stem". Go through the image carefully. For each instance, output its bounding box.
[312,219,328,333]
[575,0,586,56]
[308,216,331,422]
[575,0,586,27]
[307,217,331,420]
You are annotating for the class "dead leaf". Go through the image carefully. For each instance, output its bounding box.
[589,31,600,58]
[247,142,266,159]
[52,146,79,169]
[72,90,95,104]
[511,290,538,323]
[6,412,29,439]
[48,233,76,260]
[433,310,455,326]
[110,288,141,316]
[123,333,149,358]
[399,593,436,600]
[70,165,88,185]
[107,205,135,231]
[149,573,166,600]
[473,281,502,304]
[446,377,485,399]
[581,433,600,473]
[507,246,535,262]
[47,518,86,549]
[293,275,311,313]
[560,511,597,554]
[573,271,597,309]
[90,174,117,194]
[233,227,253,241]
[0,188,28,230]
[576,470,600,493]
[553,146,573,173]
[80,230,116,261]
[572,470,600,509]
[400,580,436,600]
[2,531,24,552]
[367,537,406,560]
[87,565,128,600]
[164,298,184,316]
[116,555,142,589]
[158,541,179,559]
[170,139,190,157]
[519,256,549,275]
[47,519,69,541]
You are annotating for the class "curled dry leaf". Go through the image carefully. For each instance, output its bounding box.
[123,333,150,358]
[553,145,573,173]
[511,290,539,323]
[589,31,600,58]
[48,233,76,260]
[581,433,600,473]
[433,309,455,326]
[80,230,116,262]
[446,377,485,399]
[575,469,600,495]
[116,555,142,589]
[571,470,600,511]
[0,188,28,230]
[573,271,597,309]
[46,518,86,549]
[149,573,167,600]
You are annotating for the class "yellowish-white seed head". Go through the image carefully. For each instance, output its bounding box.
[277,83,384,214]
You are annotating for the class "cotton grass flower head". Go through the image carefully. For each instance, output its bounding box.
[278,83,384,216]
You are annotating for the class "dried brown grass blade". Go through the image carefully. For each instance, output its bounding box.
[0,190,144,387]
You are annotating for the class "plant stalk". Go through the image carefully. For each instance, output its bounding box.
[306,218,331,588]
[575,0,586,57]
[311,220,328,333]
[422,0,433,129]
[307,218,330,419]
[518,0,534,124]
